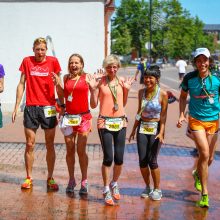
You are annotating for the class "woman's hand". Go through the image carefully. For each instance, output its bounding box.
[87,74,100,90]
[123,77,135,90]
[128,130,136,142]
[176,115,187,128]
[87,69,105,90]
[94,69,105,80]
[58,107,65,119]
[51,72,62,86]
[155,133,165,144]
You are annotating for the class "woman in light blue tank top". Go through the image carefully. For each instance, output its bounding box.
[129,65,168,201]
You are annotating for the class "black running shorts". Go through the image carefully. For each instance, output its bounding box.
[23,106,57,129]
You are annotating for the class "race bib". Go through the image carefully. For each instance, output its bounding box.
[105,118,123,131]
[139,121,158,135]
[43,106,56,118]
[63,114,82,126]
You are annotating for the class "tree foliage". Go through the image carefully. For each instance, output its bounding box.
[111,0,214,59]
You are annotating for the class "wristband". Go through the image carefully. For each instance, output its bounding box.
[136,114,141,121]
[60,104,66,108]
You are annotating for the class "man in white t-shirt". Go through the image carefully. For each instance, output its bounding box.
[175,57,187,81]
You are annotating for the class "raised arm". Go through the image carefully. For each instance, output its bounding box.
[122,76,134,106]
[86,74,100,109]
[53,72,64,105]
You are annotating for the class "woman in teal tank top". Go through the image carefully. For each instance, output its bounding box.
[177,48,220,208]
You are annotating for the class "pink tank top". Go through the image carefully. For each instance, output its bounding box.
[98,76,127,128]
[64,74,92,119]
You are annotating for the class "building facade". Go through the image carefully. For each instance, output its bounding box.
[0,0,115,111]
[204,24,220,45]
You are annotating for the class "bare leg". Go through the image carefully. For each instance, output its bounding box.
[206,133,218,166]
[140,167,151,186]
[24,128,37,178]
[112,164,122,182]
[151,168,160,189]
[102,164,111,186]
[77,132,89,181]
[44,128,56,179]
[65,133,77,180]
[193,130,209,195]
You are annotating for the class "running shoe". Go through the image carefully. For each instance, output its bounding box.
[21,177,33,189]
[79,180,88,195]
[150,189,162,201]
[66,179,76,193]
[196,194,209,208]
[103,190,114,206]
[192,170,202,192]
[110,183,120,200]
[141,186,152,198]
[47,178,59,191]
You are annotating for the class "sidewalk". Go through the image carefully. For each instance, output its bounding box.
[0,71,220,219]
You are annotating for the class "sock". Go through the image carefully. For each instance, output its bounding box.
[81,179,88,187]
[110,181,117,188]
[103,186,110,193]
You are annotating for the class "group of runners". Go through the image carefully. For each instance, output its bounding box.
[1,37,218,208]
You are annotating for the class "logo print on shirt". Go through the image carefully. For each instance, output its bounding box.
[30,66,49,76]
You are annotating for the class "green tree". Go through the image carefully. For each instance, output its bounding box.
[112,0,214,59]
[112,0,149,56]
[162,0,214,59]
[111,25,132,55]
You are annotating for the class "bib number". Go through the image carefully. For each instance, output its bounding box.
[139,121,158,135]
[63,114,82,126]
[43,106,56,118]
[105,118,123,131]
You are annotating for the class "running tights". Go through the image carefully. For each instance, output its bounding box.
[136,125,161,169]
[98,128,126,167]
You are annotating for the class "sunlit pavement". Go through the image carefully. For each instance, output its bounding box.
[0,67,220,219]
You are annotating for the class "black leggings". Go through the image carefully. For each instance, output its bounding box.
[136,123,161,169]
[98,128,126,167]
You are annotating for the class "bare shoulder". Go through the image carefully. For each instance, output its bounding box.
[138,88,145,97]
[160,88,168,98]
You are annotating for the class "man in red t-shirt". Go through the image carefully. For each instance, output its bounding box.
[12,37,64,191]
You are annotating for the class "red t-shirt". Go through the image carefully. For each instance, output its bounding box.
[19,56,61,106]
[64,74,92,119]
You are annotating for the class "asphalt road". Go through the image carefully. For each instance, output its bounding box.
[118,64,194,92]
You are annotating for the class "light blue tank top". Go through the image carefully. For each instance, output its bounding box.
[141,87,161,119]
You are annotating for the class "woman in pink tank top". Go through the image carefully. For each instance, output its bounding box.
[56,54,95,195]
[88,54,134,205]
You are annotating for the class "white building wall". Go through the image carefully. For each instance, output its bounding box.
[0,1,105,111]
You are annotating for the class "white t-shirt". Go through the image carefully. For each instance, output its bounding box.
[176,60,187,73]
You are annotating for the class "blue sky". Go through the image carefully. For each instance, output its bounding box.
[115,0,220,24]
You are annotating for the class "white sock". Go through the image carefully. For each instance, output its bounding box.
[103,186,110,193]
[110,181,118,188]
